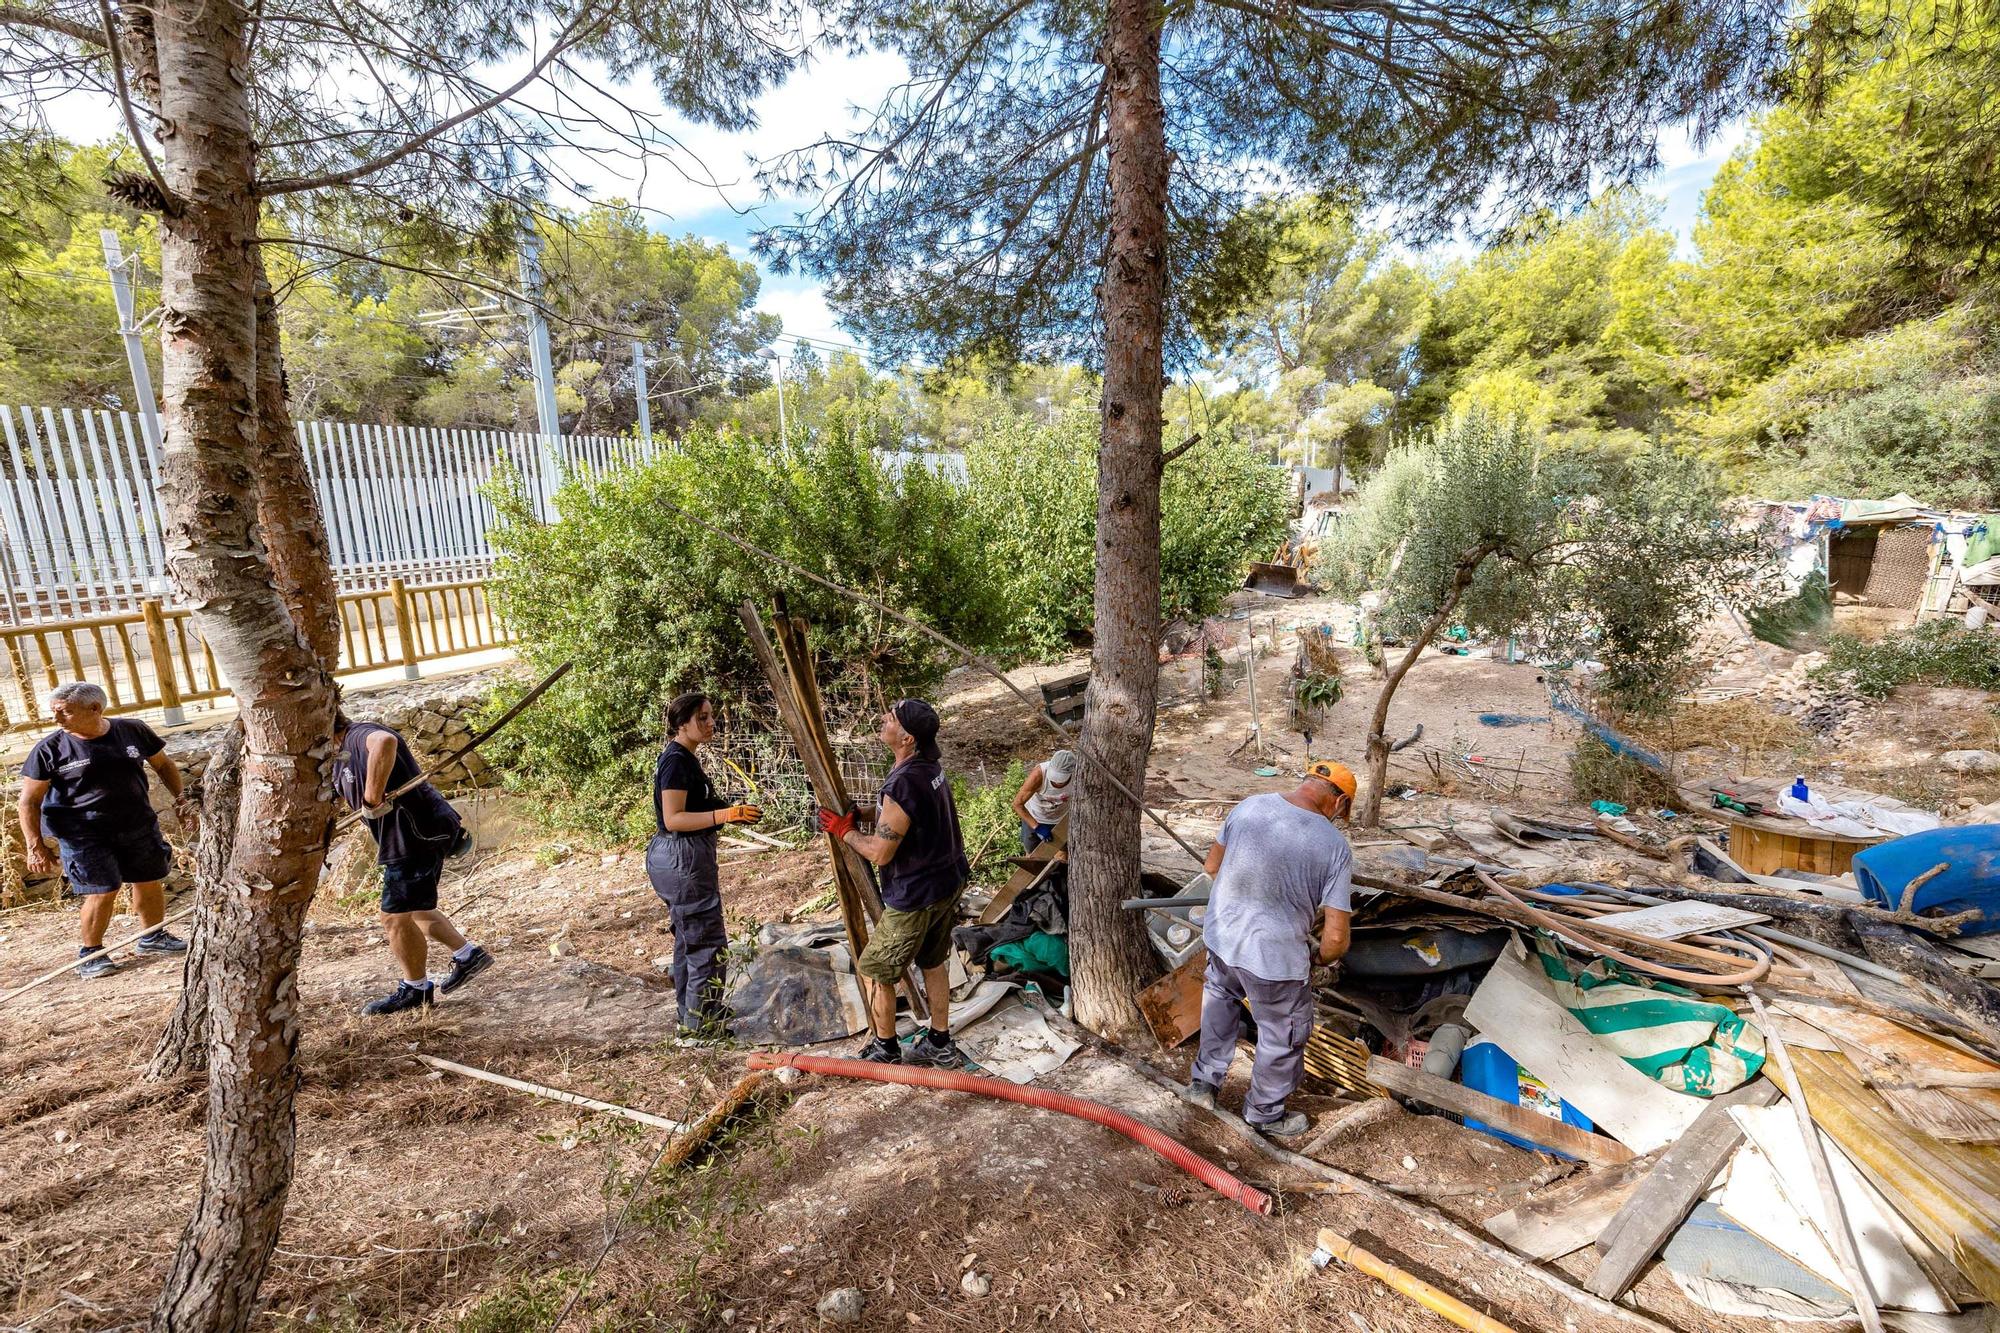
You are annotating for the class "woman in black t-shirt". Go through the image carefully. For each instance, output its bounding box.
[646,691,760,1039]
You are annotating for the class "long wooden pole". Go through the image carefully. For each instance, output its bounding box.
[0,902,198,1007]
[417,1054,689,1132]
[331,659,573,834]
[738,603,928,1022]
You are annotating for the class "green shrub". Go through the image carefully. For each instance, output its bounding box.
[1814,620,2000,699]
[482,416,1006,838]
[953,760,1028,885]
[962,412,1290,655]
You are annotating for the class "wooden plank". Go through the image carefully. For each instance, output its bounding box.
[738,603,873,959]
[1464,944,1705,1154]
[1486,1154,1658,1261]
[1136,947,1206,1047]
[977,823,1066,925]
[1585,1078,1780,1298]
[1365,1056,1635,1167]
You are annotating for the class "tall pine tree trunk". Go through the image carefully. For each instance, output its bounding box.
[146,722,243,1081]
[1070,0,1170,1041]
[147,0,339,1326]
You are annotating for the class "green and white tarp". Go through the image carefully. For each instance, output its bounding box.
[1530,935,1766,1096]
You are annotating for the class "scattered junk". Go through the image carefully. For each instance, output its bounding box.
[725,597,2000,1333]
[1749,495,1998,623]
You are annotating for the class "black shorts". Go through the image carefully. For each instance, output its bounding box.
[59,824,173,894]
[379,857,443,914]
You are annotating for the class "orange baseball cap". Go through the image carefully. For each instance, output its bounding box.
[1305,759,1357,797]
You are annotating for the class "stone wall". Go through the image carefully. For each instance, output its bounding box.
[1,666,514,905]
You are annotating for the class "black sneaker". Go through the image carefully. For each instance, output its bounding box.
[855,1035,902,1064]
[76,950,119,980]
[135,928,189,955]
[1185,1081,1220,1111]
[362,981,436,1016]
[909,1028,969,1070]
[437,946,492,994]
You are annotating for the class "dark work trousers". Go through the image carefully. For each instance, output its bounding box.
[646,830,728,1030]
[1188,951,1315,1126]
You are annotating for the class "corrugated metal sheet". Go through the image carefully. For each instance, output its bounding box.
[1794,1048,2000,1303]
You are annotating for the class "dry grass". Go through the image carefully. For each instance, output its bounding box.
[1623,697,1810,759]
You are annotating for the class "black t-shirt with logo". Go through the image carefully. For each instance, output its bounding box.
[877,757,969,911]
[23,718,165,841]
[654,741,724,836]
[333,721,462,865]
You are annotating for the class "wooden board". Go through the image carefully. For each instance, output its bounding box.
[1585,1079,1780,1299]
[1733,822,1873,877]
[1782,1000,2000,1144]
[1592,900,1770,940]
[1136,947,1206,1048]
[1793,1047,2000,1305]
[1464,943,1705,1154]
[1364,1056,1634,1167]
[1486,1155,1657,1261]
[977,822,1067,926]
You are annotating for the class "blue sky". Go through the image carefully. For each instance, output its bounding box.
[51,41,1752,363]
[634,69,1753,362]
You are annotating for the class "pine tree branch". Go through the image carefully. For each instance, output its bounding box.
[255,5,610,197]
[95,0,180,216]
[0,2,101,45]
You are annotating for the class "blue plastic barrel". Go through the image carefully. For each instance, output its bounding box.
[1852,824,2000,936]
[1458,1037,1594,1156]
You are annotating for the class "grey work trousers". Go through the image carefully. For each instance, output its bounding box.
[646,831,727,1030]
[1188,951,1315,1126]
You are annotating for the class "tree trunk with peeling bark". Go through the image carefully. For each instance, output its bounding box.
[145,1,340,1327]
[150,260,336,1081]
[147,722,243,1080]
[1069,0,1170,1042]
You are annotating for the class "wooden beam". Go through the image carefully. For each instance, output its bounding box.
[738,601,927,1022]
[738,602,873,957]
[1364,1056,1635,1167]
[1586,1078,1781,1298]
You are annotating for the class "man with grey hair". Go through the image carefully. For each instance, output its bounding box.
[18,682,186,978]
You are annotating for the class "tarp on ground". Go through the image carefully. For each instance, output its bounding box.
[1530,935,1767,1096]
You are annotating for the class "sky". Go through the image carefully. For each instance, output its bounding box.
[47,38,1753,366]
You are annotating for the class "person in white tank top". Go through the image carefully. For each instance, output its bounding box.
[1011,748,1077,853]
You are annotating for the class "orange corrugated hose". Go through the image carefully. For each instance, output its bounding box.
[746,1052,1274,1216]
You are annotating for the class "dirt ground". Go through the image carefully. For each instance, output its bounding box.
[3,590,1995,1333]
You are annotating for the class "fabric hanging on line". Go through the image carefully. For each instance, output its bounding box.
[1529,935,1767,1096]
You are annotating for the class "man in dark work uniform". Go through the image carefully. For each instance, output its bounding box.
[332,710,490,1015]
[818,698,971,1068]
[17,681,187,978]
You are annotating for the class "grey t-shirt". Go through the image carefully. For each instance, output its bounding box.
[1204,792,1354,982]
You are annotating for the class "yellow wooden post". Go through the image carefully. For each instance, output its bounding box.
[140,599,186,725]
[389,578,421,679]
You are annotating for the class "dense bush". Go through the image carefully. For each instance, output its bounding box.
[1814,620,2000,699]
[482,417,1005,836]
[954,760,1029,886]
[961,412,1291,655]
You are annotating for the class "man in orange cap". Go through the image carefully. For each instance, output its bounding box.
[1187,759,1355,1137]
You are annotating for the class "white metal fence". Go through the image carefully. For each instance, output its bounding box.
[0,405,657,623]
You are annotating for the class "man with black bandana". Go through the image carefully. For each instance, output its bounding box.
[818,698,971,1067]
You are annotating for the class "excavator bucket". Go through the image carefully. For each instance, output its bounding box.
[1243,561,1302,598]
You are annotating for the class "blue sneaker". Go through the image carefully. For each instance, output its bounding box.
[362,980,436,1016]
[135,928,189,955]
[76,949,119,980]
